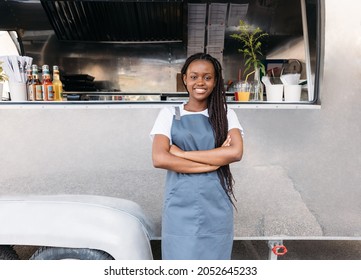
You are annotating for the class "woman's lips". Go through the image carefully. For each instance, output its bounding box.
[194,88,207,94]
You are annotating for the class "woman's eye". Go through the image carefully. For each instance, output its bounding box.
[205,76,212,81]
[190,75,197,80]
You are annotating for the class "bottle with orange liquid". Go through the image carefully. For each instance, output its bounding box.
[42,65,54,101]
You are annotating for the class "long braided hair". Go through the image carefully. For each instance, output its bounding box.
[181,53,236,205]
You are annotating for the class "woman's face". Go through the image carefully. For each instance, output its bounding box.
[183,59,216,103]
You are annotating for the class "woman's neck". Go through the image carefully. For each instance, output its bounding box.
[184,101,207,112]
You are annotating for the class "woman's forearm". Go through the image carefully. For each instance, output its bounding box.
[170,129,243,166]
[153,151,219,173]
[182,146,241,166]
[152,134,219,174]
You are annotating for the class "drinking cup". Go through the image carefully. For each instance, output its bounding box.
[235,82,250,101]
[9,82,27,101]
[284,84,302,102]
[266,84,283,102]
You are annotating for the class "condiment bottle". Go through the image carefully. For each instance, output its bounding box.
[52,65,63,101]
[25,66,33,101]
[29,65,42,101]
[42,65,54,101]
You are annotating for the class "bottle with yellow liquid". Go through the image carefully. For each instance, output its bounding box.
[52,65,63,101]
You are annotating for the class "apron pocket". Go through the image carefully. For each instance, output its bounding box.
[163,179,199,235]
[197,178,233,235]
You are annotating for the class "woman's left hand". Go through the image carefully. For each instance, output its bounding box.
[222,135,231,147]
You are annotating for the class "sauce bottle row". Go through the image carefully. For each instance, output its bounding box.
[26,64,64,101]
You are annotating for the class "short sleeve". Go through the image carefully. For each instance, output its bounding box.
[227,109,244,137]
[149,107,174,141]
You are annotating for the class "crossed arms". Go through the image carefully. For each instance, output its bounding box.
[152,128,243,174]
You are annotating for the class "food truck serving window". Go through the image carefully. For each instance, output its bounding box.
[0,0,321,108]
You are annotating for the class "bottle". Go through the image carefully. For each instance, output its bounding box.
[29,65,42,101]
[52,65,63,101]
[25,66,33,101]
[42,65,54,101]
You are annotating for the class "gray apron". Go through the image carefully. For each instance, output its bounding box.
[162,106,234,260]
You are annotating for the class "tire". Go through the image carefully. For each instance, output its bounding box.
[0,245,20,260]
[30,246,114,260]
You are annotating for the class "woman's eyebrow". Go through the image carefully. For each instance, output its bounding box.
[189,71,212,75]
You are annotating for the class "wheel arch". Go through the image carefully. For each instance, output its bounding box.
[0,195,155,260]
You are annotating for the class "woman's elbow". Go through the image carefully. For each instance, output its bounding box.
[232,153,242,162]
[232,148,243,162]
[152,156,162,168]
[152,153,166,169]
[235,152,243,162]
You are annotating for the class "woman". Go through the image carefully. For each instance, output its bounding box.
[150,53,244,260]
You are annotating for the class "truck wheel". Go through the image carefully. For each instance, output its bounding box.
[30,246,114,260]
[0,245,19,260]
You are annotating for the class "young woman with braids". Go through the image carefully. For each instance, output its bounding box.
[150,53,244,260]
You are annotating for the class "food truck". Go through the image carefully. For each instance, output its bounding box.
[0,0,360,260]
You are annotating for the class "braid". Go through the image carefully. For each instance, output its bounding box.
[181,53,237,205]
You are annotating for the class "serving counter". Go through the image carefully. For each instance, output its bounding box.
[0,91,320,110]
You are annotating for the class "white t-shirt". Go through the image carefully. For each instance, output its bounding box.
[150,104,244,143]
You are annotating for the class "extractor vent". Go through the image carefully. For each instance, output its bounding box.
[40,0,184,43]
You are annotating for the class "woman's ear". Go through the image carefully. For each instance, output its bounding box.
[183,74,187,85]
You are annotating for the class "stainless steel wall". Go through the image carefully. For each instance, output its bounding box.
[34,38,186,93]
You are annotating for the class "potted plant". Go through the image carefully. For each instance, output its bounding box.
[0,61,8,100]
[230,20,268,100]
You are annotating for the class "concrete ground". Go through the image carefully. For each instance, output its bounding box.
[10,240,361,260]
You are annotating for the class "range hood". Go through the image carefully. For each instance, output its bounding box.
[0,0,305,46]
[40,0,184,43]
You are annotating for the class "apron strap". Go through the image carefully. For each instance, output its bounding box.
[175,106,181,120]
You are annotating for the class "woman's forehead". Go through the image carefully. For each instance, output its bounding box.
[187,59,215,73]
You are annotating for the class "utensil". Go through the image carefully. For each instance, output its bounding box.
[261,76,272,86]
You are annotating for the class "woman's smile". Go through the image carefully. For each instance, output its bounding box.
[193,87,207,94]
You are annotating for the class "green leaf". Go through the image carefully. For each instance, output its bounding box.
[230,20,268,79]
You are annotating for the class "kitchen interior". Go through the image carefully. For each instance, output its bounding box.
[0,0,319,103]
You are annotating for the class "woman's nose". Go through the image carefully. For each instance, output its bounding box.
[196,77,204,85]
